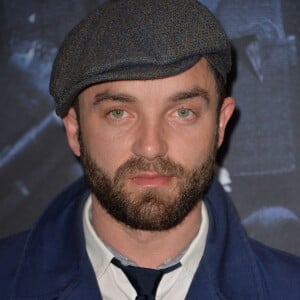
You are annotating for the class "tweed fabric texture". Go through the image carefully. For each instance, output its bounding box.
[50,0,231,117]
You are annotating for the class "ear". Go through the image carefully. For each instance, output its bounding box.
[62,107,81,156]
[217,97,235,148]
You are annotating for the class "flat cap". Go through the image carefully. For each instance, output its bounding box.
[50,0,231,117]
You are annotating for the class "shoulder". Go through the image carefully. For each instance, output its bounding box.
[0,231,29,295]
[0,230,29,265]
[0,178,88,297]
[249,239,300,298]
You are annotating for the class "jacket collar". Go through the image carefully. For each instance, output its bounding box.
[186,178,266,299]
[12,177,266,299]
[12,178,102,300]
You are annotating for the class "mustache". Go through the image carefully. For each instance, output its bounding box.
[114,157,185,182]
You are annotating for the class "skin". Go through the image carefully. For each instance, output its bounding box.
[63,59,235,268]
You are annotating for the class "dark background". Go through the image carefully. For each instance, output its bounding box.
[1,0,299,255]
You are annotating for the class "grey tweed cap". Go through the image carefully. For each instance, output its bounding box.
[50,0,231,117]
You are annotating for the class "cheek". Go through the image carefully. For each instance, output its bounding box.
[167,122,217,167]
[83,125,133,175]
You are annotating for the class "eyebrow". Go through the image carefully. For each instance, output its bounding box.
[170,86,210,103]
[92,86,210,106]
[92,91,136,106]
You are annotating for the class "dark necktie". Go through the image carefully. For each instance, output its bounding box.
[111,257,181,300]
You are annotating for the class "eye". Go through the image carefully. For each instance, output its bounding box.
[176,107,194,119]
[108,109,126,119]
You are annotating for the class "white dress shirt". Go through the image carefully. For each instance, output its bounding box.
[83,195,209,299]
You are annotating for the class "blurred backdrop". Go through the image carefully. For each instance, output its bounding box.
[1,0,299,255]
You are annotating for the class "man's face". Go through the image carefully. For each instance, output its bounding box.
[63,59,235,230]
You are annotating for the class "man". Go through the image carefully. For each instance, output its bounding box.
[1,0,299,299]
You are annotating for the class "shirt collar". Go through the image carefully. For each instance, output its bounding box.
[181,201,209,276]
[83,195,209,279]
[83,195,114,279]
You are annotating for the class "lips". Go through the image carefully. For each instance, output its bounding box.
[130,172,174,187]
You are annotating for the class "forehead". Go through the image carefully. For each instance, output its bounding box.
[78,59,217,103]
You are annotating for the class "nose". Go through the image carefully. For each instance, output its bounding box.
[132,119,168,160]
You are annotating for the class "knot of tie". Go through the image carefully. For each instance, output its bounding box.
[111,257,181,300]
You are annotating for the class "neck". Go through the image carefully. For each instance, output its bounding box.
[91,195,202,268]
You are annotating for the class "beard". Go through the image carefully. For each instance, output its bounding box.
[79,134,217,231]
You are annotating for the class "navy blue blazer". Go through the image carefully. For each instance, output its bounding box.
[1,177,299,299]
